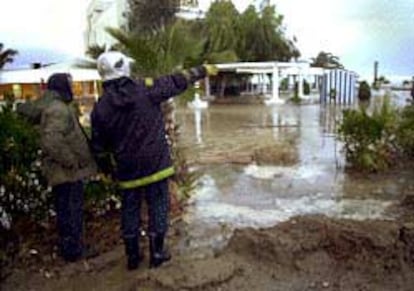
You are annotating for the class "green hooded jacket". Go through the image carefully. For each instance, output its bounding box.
[17,90,97,186]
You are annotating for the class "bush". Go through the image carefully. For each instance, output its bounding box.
[0,99,52,281]
[337,97,399,172]
[358,81,371,101]
[303,80,310,95]
[84,175,120,215]
[290,80,311,103]
[0,100,51,228]
[396,105,414,157]
[280,78,289,91]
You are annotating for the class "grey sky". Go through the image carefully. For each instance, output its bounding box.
[273,0,414,80]
[1,0,413,81]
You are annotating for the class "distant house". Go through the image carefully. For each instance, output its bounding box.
[0,59,100,101]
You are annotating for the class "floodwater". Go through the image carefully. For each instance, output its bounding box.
[174,91,414,257]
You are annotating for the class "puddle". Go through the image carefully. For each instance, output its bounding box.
[173,93,413,256]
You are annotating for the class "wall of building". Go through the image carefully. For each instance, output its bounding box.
[86,0,129,48]
[0,81,98,101]
[0,84,40,100]
[320,69,358,105]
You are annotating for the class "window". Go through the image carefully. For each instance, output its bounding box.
[12,84,22,99]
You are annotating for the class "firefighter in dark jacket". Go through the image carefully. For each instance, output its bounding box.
[91,51,217,270]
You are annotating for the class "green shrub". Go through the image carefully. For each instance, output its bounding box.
[0,100,51,227]
[83,175,121,216]
[303,80,310,95]
[396,105,414,157]
[280,78,289,91]
[358,81,371,101]
[0,99,52,279]
[290,80,310,103]
[337,97,399,172]
[290,82,301,104]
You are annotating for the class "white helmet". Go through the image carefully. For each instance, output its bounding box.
[97,51,134,81]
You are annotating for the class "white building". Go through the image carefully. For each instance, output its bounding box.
[85,0,204,49]
[86,0,129,48]
[176,0,204,19]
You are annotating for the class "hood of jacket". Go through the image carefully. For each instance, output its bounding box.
[102,76,139,108]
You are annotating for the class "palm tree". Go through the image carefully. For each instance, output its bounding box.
[311,51,344,69]
[106,19,204,77]
[0,43,18,69]
[86,44,107,60]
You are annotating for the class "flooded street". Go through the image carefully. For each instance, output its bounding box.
[5,93,414,291]
[174,92,414,256]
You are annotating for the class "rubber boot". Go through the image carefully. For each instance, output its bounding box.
[124,237,141,270]
[149,234,171,268]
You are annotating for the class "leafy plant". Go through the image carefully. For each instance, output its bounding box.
[311,51,344,69]
[358,81,371,101]
[107,19,205,77]
[303,80,310,95]
[0,98,51,227]
[396,105,414,157]
[290,80,310,103]
[280,78,289,91]
[0,43,18,69]
[84,175,120,214]
[337,97,399,172]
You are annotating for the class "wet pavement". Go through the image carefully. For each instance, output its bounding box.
[174,91,414,257]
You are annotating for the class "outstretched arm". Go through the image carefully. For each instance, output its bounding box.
[146,65,212,104]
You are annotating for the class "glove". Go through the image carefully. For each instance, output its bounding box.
[203,64,218,76]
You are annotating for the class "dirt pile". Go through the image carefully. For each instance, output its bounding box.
[4,215,414,291]
[134,215,414,291]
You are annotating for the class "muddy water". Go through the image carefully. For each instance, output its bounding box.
[174,91,414,257]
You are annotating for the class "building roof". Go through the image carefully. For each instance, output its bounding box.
[0,59,100,84]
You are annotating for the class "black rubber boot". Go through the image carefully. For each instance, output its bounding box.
[124,237,141,270]
[149,234,171,268]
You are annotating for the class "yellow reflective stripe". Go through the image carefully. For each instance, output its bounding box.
[119,167,175,189]
[144,77,154,87]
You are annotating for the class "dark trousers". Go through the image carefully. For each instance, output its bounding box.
[53,181,84,260]
[121,179,170,240]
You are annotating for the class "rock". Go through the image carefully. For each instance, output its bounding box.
[146,257,237,290]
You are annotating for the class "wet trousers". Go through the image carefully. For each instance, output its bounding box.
[121,179,169,239]
[53,181,84,261]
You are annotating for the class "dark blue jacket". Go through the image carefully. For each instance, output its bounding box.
[90,68,206,187]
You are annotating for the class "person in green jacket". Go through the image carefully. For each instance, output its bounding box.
[17,73,97,262]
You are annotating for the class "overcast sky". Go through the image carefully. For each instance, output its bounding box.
[1,0,413,81]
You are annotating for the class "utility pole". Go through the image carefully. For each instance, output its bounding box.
[373,61,378,88]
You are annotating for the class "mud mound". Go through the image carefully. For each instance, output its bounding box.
[230,215,411,270]
[5,215,414,291]
[136,215,414,291]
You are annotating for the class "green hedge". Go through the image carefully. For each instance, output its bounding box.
[338,97,414,172]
